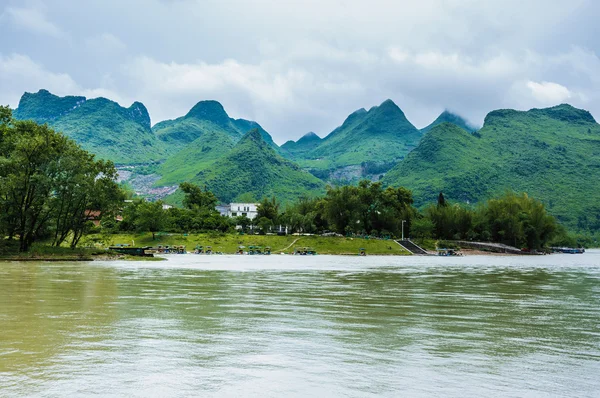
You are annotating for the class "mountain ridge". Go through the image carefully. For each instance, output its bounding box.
[420,110,477,134]
[13,89,164,164]
[188,128,325,203]
[383,106,600,230]
[292,99,422,181]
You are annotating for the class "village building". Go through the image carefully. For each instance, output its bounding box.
[216,203,259,220]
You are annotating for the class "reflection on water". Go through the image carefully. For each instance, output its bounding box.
[1,252,600,397]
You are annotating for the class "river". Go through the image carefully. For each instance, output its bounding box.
[1,252,600,397]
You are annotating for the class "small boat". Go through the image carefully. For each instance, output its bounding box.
[553,247,585,254]
[109,246,154,257]
[437,248,462,256]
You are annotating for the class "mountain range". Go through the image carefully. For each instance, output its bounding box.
[14,89,165,164]
[383,104,600,230]
[11,89,600,231]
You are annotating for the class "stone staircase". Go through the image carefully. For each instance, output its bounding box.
[396,239,429,255]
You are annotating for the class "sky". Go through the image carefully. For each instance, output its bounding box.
[1,0,600,144]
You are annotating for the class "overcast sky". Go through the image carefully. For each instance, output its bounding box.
[1,0,599,143]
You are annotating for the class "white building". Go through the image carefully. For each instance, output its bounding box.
[217,203,259,220]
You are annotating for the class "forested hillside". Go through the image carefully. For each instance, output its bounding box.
[188,129,325,203]
[420,110,477,134]
[13,90,165,164]
[291,99,423,180]
[383,105,600,231]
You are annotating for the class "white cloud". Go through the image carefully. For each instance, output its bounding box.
[0,53,79,107]
[122,56,365,134]
[526,81,572,104]
[2,0,600,141]
[84,33,127,56]
[0,53,129,111]
[5,5,66,39]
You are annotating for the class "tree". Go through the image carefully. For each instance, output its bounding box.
[135,201,166,240]
[50,143,123,248]
[0,105,11,126]
[180,182,217,210]
[0,110,124,251]
[438,192,447,207]
[237,192,256,202]
[256,216,273,235]
[0,120,73,251]
[233,215,252,232]
[257,197,279,222]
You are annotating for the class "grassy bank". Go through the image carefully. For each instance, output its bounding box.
[83,232,411,255]
[0,243,164,261]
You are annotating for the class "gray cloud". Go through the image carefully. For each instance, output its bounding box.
[1,0,599,143]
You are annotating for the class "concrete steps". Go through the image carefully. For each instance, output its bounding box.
[396,239,428,255]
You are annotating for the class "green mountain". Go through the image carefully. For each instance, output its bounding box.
[281,132,322,157]
[152,100,279,153]
[420,110,478,134]
[294,99,423,180]
[157,129,236,185]
[13,89,165,164]
[188,129,325,203]
[383,104,600,231]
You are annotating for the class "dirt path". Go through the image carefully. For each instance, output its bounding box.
[277,237,302,253]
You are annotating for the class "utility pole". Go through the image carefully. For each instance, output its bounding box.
[401,220,406,241]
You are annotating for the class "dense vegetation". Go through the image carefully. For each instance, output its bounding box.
[281,132,322,157]
[383,105,600,233]
[0,107,123,252]
[413,192,559,250]
[114,183,233,237]
[157,130,236,185]
[13,90,165,164]
[292,99,423,180]
[420,110,478,134]
[10,90,600,238]
[153,100,280,153]
[117,180,566,250]
[185,129,326,204]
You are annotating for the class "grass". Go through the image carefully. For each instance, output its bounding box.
[0,241,166,261]
[0,244,100,261]
[91,232,411,255]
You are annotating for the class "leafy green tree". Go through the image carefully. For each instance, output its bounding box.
[410,217,434,239]
[321,181,415,236]
[237,192,256,202]
[180,182,218,210]
[257,197,279,223]
[0,110,124,251]
[256,217,274,235]
[438,192,447,207]
[51,143,123,248]
[1,120,74,251]
[0,105,11,125]
[135,201,166,240]
[233,215,252,232]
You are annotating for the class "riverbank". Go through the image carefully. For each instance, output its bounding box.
[0,244,166,262]
[82,232,411,256]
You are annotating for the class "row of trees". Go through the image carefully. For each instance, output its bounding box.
[414,192,559,250]
[274,183,559,250]
[0,107,123,251]
[112,185,283,238]
[112,179,561,250]
[276,181,415,236]
[115,184,230,239]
